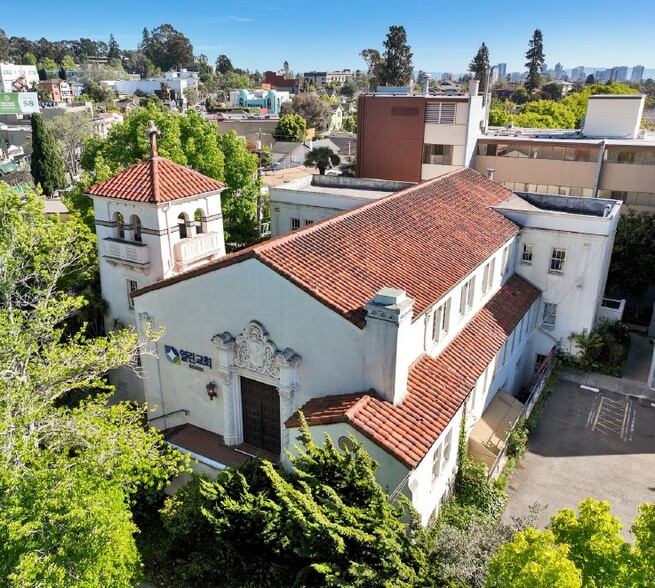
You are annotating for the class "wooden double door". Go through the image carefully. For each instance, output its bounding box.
[240,377,281,454]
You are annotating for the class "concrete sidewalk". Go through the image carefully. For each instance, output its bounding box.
[561,332,655,402]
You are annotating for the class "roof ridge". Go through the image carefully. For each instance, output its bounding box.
[252,168,474,254]
[150,157,161,203]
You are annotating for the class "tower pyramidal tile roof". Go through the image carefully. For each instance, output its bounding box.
[87,121,224,203]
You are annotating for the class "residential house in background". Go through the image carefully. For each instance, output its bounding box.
[39,79,74,103]
[264,71,300,94]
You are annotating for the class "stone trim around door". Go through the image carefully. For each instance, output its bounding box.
[211,321,301,450]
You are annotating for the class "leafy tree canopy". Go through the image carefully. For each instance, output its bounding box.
[304,146,340,175]
[273,113,307,142]
[153,419,435,587]
[469,43,490,93]
[139,24,194,72]
[379,25,414,87]
[279,93,332,132]
[30,112,66,196]
[0,183,188,586]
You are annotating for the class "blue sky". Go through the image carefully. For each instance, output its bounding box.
[2,0,653,75]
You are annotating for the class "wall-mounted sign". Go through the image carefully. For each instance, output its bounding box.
[0,92,39,114]
[164,344,212,369]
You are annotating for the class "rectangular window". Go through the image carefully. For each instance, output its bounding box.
[291,218,300,230]
[432,428,453,483]
[550,248,566,273]
[535,353,547,372]
[304,220,314,226]
[481,258,495,294]
[543,303,557,328]
[423,144,453,165]
[431,298,451,343]
[521,243,533,264]
[127,279,138,310]
[501,246,509,275]
[459,277,475,317]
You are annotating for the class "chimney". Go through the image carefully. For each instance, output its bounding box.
[364,288,415,405]
[422,73,431,95]
[469,79,480,97]
[487,168,495,181]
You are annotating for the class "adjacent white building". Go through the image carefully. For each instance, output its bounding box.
[84,160,621,522]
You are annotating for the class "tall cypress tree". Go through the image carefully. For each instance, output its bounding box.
[525,29,545,92]
[379,25,413,87]
[30,113,66,197]
[468,42,490,93]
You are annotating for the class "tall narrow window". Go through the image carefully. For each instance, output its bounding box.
[127,279,138,310]
[194,209,205,234]
[459,277,475,317]
[115,212,125,239]
[550,248,566,273]
[131,215,142,242]
[501,246,509,276]
[291,218,300,230]
[521,243,533,264]
[543,303,557,327]
[431,298,451,343]
[178,213,188,239]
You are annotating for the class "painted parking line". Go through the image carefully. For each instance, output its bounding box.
[586,395,637,442]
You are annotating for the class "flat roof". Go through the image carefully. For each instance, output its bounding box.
[499,192,621,218]
[481,132,655,147]
[271,175,403,201]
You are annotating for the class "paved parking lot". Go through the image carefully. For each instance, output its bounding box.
[503,377,655,535]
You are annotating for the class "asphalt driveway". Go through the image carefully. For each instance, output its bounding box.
[503,377,655,535]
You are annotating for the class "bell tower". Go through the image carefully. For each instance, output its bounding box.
[87,122,226,401]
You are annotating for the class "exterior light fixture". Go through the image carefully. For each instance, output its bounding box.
[206,381,217,400]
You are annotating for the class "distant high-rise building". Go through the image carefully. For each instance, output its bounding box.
[554,63,564,80]
[571,66,585,82]
[490,65,500,84]
[497,63,507,77]
[609,66,629,82]
[596,69,609,82]
[541,62,549,74]
[631,65,645,82]
[441,72,453,82]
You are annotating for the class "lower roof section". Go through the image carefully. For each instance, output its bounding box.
[287,274,541,469]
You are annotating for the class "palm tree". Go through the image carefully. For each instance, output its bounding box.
[304,147,340,175]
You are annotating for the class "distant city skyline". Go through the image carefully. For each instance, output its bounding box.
[2,0,653,76]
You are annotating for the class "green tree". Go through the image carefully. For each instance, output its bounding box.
[487,527,582,588]
[217,130,261,249]
[585,73,596,85]
[304,146,340,175]
[360,48,383,90]
[48,110,93,176]
[215,53,233,74]
[279,93,333,131]
[541,81,563,101]
[0,28,8,62]
[61,54,77,71]
[469,42,490,93]
[22,52,37,66]
[31,112,67,196]
[379,25,414,87]
[155,420,433,587]
[525,29,545,92]
[607,210,655,303]
[0,184,188,586]
[140,24,194,72]
[550,499,630,588]
[273,113,307,141]
[343,114,357,133]
[41,56,58,72]
[630,503,655,586]
[511,87,530,104]
[107,33,121,61]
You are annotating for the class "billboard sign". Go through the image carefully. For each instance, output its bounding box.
[0,92,39,115]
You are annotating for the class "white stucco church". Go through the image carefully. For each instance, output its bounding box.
[88,129,622,522]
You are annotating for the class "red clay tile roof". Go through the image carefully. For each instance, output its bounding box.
[87,157,224,203]
[286,274,541,468]
[163,423,279,466]
[134,168,519,328]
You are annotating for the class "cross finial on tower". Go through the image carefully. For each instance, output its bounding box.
[146,120,160,158]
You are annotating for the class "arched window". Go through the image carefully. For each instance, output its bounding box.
[115,212,125,239]
[178,213,188,239]
[131,214,142,242]
[194,209,205,234]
